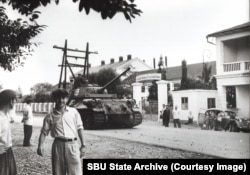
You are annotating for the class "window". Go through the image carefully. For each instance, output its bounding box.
[181,97,188,110]
[141,86,145,93]
[207,98,216,108]
[226,86,236,108]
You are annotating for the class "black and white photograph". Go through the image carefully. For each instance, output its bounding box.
[0,0,249,175]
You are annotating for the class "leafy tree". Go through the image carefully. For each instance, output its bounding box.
[22,95,33,103]
[179,60,216,90]
[210,76,217,90]
[88,68,121,93]
[31,82,53,94]
[116,84,132,98]
[0,0,141,71]
[1,0,142,22]
[30,82,53,102]
[88,72,97,85]
[0,7,45,71]
[34,92,51,102]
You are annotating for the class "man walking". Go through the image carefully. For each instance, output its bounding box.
[0,89,17,175]
[37,89,85,175]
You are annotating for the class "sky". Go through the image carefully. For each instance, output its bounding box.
[0,0,249,95]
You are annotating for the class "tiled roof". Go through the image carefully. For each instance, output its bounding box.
[122,61,216,84]
[207,22,250,37]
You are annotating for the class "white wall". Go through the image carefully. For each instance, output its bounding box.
[172,90,218,121]
[236,85,250,118]
[216,31,250,75]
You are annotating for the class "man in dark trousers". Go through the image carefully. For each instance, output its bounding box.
[161,104,166,126]
[163,104,171,127]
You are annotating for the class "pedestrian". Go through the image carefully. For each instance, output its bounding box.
[0,89,17,175]
[22,98,33,147]
[185,111,194,125]
[208,111,215,130]
[214,112,223,131]
[228,112,237,132]
[160,104,166,126]
[37,88,85,175]
[163,104,171,127]
[172,106,181,128]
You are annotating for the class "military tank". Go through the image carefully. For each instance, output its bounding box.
[67,66,143,129]
[55,42,142,129]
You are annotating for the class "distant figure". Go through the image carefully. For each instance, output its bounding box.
[208,111,215,130]
[214,112,223,131]
[185,111,194,125]
[228,112,237,132]
[160,104,166,126]
[0,89,17,175]
[73,74,88,89]
[67,74,88,105]
[172,106,181,128]
[22,98,33,147]
[163,104,171,127]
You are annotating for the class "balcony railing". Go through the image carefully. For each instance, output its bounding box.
[223,61,250,73]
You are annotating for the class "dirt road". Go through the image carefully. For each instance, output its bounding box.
[12,113,220,175]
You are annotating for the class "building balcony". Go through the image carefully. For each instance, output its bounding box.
[222,61,250,74]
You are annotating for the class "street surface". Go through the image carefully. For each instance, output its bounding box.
[13,113,249,159]
[10,112,250,174]
[86,120,250,159]
[12,113,220,175]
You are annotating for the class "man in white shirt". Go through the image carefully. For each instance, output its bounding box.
[37,88,85,175]
[22,98,33,146]
[0,89,17,175]
[172,106,181,128]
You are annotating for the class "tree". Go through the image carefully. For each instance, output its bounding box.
[31,82,53,94]
[202,63,212,83]
[0,7,45,71]
[147,56,167,101]
[31,82,53,102]
[22,94,33,103]
[88,68,121,93]
[116,84,132,98]
[1,0,142,22]
[0,0,141,71]
[147,80,158,101]
[180,59,188,89]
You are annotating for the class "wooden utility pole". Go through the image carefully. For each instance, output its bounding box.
[54,40,98,89]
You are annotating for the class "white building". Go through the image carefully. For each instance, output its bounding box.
[75,55,152,80]
[172,89,218,121]
[207,22,250,118]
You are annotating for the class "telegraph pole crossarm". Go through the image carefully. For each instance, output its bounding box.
[54,40,98,89]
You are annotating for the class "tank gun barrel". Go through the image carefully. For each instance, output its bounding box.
[98,66,131,93]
